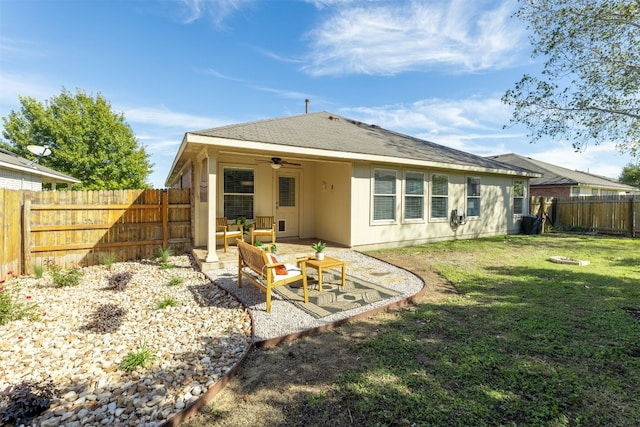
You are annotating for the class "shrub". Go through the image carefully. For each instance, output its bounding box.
[0,379,56,425]
[0,282,41,325]
[158,247,172,263]
[167,277,183,287]
[159,262,174,270]
[32,263,44,279]
[100,252,117,270]
[157,247,174,269]
[156,298,178,309]
[108,272,132,291]
[80,303,126,333]
[120,340,157,372]
[47,261,82,287]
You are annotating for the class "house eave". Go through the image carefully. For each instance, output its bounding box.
[0,162,80,184]
[164,133,539,183]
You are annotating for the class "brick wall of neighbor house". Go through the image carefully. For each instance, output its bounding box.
[0,168,42,191]
[531,186,571,198]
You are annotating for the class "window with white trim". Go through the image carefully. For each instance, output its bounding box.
[513,179,525,215]
[373,168,397,221]
[404,171,424,220]
[431,174,448,219]
[223,167,254,220]
[466,176,481,217]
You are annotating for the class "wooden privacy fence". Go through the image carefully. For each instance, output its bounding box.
[554,195,638,236]
[1,188,191,280]
[530,195,638,237]
[0,189,22,280]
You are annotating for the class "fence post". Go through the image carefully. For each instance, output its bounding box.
[162,190,169,249]
[629,197,635,238]
[21,198,31,276]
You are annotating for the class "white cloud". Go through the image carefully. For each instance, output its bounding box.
[197,67,245,81]
[123,106,221,130]
[302,0,526,76]
[341,97,633,179]
[529,142,628,179]
[339,95,524,159]
[251,86,312,100]
[342,96,512,134]
[0,73,59,108]
[176,0,254,26]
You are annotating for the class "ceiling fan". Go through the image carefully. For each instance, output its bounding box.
[263,157,301,169]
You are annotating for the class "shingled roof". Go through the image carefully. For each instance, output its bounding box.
[167,111,535,185]
[488,153,637,192]
[0,148,80,185]
[193,111,531,170]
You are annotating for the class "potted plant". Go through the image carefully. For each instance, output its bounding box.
[311,241,326,260]
[235,216,250,236]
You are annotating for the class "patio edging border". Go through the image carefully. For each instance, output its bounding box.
[165,250,426,426]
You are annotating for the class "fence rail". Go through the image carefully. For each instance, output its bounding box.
[1,188,191,281]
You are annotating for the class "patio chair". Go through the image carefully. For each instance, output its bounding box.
[216,217,243,252]
[250,215,276,245]
[236,239,308,313]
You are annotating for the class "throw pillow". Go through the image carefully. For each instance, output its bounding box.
[265,252,288,275]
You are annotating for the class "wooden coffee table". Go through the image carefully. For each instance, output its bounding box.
[303,257,347,291]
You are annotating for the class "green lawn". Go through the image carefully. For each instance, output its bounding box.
[330,235,640,426]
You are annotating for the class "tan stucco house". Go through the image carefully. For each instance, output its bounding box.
[165,111,538,262]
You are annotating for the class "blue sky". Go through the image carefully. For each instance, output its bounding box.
[1,0,637,188]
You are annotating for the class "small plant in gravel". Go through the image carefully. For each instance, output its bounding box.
[0,279,42,325]
[158,246,172,262]
[32,263,44,279]
[158,247,173,269]
[108,271,132,291]
[0,378,56,425]
[46,260,82,287]
[159,262,174,270]
[167,277,183,287]
[100,252,117,270]
[120,340,157,372]
[80,303,127,333]
[156,298,178,309]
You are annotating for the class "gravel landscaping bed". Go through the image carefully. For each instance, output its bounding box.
[1,249,423,426]
[0,255,252,427]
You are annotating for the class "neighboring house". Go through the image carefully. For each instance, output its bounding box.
[0,148,80,190]
[165,111,538,262]
[489,153,639,197]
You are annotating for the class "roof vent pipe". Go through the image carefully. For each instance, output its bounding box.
[305,99,309,114]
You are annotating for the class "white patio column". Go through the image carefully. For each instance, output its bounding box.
[205,154,219,262]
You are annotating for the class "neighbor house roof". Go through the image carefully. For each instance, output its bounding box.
[166,111,538,185]
[488,153,636,192]
[0,148,80,185]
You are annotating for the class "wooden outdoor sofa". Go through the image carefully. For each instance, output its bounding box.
[236,239,309,313]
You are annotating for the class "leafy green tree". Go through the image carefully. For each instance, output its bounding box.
[619,163,640,188]
[1,88,152,189]
[503,0,640,157]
